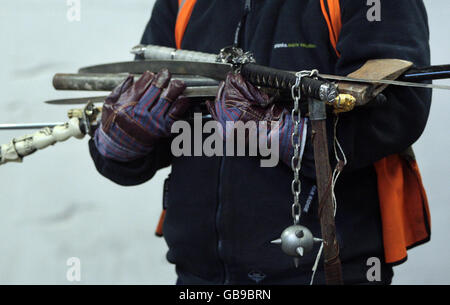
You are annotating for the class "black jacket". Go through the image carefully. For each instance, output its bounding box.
[89,0,431,284]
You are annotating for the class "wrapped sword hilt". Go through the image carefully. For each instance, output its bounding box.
[241,63,339,103]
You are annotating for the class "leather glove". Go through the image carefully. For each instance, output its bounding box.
[94,69,190,162]
[206,72,308,166]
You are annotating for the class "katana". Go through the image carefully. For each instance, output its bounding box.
[79,59,450,91]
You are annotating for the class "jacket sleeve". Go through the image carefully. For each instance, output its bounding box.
[89,0,178,186]
[334,0,432,171]
[89,139,172,186]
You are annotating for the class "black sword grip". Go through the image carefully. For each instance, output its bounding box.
[301,77,328,101]
[241,63,329,100]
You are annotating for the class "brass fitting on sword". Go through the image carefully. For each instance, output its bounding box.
[327,93,356,114]
[67,102,102,136]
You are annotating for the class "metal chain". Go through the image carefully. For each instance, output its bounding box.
[290,71,310,225]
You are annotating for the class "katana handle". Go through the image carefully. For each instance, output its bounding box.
[241,63,338,102]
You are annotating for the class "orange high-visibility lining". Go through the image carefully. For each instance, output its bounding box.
[374,156,431,263]
[175,0,197,49]
[320,0,431,264]
[155,210,166,237]
[320,0,342,57]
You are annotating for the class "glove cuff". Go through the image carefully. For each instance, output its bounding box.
[94,127,153,162]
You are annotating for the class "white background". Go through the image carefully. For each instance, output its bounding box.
[0,0,448,284]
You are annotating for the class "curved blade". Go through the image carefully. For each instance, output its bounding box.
[79,60,233,80]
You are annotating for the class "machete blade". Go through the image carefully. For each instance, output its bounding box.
[79,60,233,81]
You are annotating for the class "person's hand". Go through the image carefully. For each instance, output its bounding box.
[206,72,308,166]
[94,69,190,162]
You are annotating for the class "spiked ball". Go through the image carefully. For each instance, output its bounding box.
[271,225,321,258]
